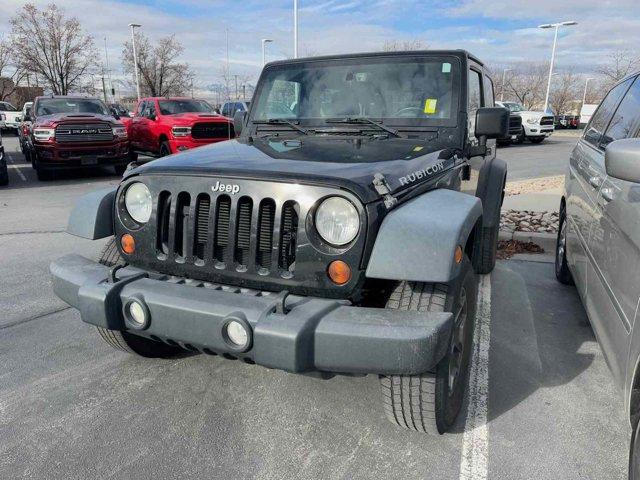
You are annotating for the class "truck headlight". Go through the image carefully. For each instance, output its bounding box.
[124,183,152,224]
[315,196,360,246]
[112,126,128,138]
[172,126,191,137]
[526,118,538,124]
[33,128,55,141]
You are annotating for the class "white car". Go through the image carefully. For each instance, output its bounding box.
[495,101,555,144]
[0,101,21,131]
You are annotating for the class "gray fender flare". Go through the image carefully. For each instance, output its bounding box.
[365,189,482,283]
[67,188,116,240]
[478,158,507,228]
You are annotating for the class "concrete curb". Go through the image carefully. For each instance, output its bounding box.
[499,229,557,253]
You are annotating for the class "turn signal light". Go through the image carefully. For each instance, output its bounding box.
[327,260,351,285]
[121,234,136,254]
[454,245,463,264]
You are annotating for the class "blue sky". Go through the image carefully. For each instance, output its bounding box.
[1,0,637,88]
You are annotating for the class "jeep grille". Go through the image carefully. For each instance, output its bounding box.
[156,189,298,276]
[55,123,114,143]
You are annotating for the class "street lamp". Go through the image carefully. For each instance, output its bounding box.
[261,38,273,67]
[128,23,142,101]
[501,68,512,102]
[539,21,577,113]
[293,0,298,58]
[582,77,595,107]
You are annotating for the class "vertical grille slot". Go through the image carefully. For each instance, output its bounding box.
[193,194,211,261]
[256,199,275,271]
[213,195,231,264]
[174,193,191,258]
[279,201,298,273]
[156,191,172,256]
[234,197,253,267]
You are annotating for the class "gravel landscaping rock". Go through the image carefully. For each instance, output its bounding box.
[500,209,559,234]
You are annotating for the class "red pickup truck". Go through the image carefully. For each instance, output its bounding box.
[128,97,234,159]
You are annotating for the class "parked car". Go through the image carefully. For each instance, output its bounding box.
[18,102,33,153]
[497,107,523,146]
[0,125,7,186]
[579,103,599,128]
[221,101,251,118]
[128,97,234,159]
[51,50,509,436]
[0,101,20,133]
[496,100,555,143]
[25,95,130,180]
[555,114,579,129]
[554,71,640,478]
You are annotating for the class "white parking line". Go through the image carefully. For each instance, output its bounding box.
[459,274,492,480]
[6,150,27,182]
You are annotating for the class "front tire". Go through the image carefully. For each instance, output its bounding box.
[514,127,525,144]
[631,418,640,479]
[555,206,574,285]
[159,141,171,157]
[95,238,184,358]
[529,136,545,144]
[379,258,477,434]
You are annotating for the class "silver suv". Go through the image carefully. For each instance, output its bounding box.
[555,71,640,477]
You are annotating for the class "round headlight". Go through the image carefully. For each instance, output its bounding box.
[124,183,152,224]
[315,197,360,246]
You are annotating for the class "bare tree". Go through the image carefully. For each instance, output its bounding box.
[550,72,580,115]
[382,39,428,51]
[504,63,549,110]
[10,3,97,95]
[598,50,640,89]
[122,33,194,97]
[0,39,26,101]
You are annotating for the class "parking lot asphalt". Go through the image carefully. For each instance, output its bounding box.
[0,134,629,479]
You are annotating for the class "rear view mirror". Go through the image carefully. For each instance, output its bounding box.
[233,110,247,136]
[605,138,640,183]
[475,107,509,139]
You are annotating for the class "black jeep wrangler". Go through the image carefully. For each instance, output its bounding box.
[51,50,508,435]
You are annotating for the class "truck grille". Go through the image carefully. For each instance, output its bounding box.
[156,189,298,276]
[191,122,234,139]
[540,116,554,126]
[55,123,113,143]
[508,115,523,134]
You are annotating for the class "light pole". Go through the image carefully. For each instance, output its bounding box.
[501,68,512,102]
[261,38,273,67]
[128,23,142,101]
[293,0,298,58]
[539,21,577,113]
[582,77,595,107]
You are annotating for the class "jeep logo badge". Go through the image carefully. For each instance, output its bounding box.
[211,181,240,194]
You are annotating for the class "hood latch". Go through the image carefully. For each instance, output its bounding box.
[372,173,398,209]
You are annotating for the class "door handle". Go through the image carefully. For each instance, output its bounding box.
[589,176,602,189]
[601,187,614,203]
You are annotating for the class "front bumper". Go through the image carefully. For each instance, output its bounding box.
[50,254,453,375]
[168,137,229,153]
[34,140,129,168]
[523,124,554,137]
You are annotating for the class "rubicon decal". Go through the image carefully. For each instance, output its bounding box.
[399,160,448,186]
[211,181,240,194]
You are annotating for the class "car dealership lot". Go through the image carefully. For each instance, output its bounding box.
[0,134,628,479]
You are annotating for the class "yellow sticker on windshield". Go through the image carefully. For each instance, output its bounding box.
[424,99,437,114]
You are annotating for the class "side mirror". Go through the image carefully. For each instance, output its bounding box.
[605,138,640,183]
[475,107,509,140]
[16,116,22,122]
[233,110,247,136]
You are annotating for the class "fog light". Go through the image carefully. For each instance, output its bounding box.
[123,297,150,330]
[177,146,189,151]
[128,301,146,326]
[226,320,248,347]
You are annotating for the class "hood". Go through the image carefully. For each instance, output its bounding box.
[34,113,120,127]
[163,112,229,124]
[129,136,459,203]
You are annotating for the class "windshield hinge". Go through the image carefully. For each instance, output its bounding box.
[372,173,397,209]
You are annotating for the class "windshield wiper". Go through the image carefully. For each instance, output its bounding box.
[253,118,309,135]
[325,117,403,138]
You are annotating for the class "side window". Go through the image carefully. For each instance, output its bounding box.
[468,69,483,139]
[601,76,640,146]
[221,103,230,117]
[484,76,495,107]
[147,102,156,119]
[137,101,147,117]
[584,78,633,147]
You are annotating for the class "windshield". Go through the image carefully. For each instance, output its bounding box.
[158,100,215,115]
[1,102,17,112]
[503,102,523,113]
[251,57,460,125]
[36,98,109,116]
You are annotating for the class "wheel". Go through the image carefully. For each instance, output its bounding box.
[94,238,184,358]
[514,127,525,144]
[379,257,477,434]
[473,175,505,274]
[159,141,171,157]
[496,139,511,147]
[631,418,640,479]
[128,150,138,163]
[35,162,54,181]
[530,137,545,144]
[114,164,127,176]
[555,206,574,285]
[0,164,8,186]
